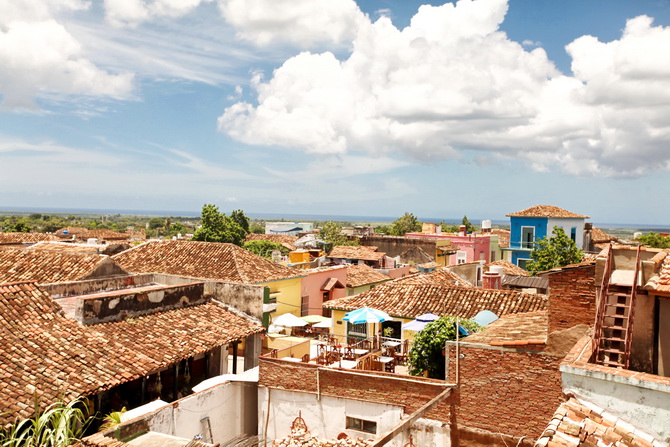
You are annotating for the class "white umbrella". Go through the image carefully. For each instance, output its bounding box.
[272,313,308,327]
[312,318,332,328]
[402,312,440,331]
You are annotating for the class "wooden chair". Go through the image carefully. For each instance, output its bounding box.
[301,353,310,363]
[343,346,355,361]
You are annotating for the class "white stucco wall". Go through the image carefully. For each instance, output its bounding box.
[139,381,257,444]
[561,364,670,440]
[258,388,450,446]
[547,218,586,249]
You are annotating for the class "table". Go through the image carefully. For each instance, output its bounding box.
[281,357,302,362]
[378,356,396,373]
[327,360,359,369]
[352,348,369,357]
[383,341,401,348]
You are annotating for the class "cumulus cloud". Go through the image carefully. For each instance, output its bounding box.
[104,0,209,27]
[217,0,367,47]
[218,0,670,177]
[0,0,134,110]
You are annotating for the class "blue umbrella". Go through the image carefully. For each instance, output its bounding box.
[472,310,499,327]
[343,307,390,324]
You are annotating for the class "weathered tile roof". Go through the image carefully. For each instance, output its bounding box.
[644,249,670,295]
[397,268,474,288]
[328,245,385,262]
[0,281,263,425]
[245,233,298,250]
[465,310,548,346]
[0,248,125,284]
[56,228,132,241]
[590,226,618,244]
[27,241,107,254]
[113,240,303,284]
[345,264,391,288]
[491,228,510,248]
[486,259,529,276]
[325,281,547,320]
[507,205,589,219]
[0,232,60,244]
[535,397,660,447]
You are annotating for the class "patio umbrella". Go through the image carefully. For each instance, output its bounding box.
[301,315,330,324]
[312,318,332,328]
[343,307,390,324]
[472,310,499,327]
[401,312,440,332]
[272,313,308,327]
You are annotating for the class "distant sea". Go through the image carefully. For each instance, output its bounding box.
[0,206,666,231]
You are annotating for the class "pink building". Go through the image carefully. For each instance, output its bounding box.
[406,226,500,266]
[301,265,347,316]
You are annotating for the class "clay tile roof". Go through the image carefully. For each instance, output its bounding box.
[112,240,303,284]
[397,268,474,288]
[590,227,618,244]
[345,264,391,288]
[465,310,548,345]
[0,281,263,426]
[0,248,125,284]
[328,245,385,262]
[535,397,660,447]
[27,241,107,254]
[0,232,60,245]
[324,281,547,320]
[645,249,670,294]
[491,228,510,248]
[245,234,298,250]
[486,259,529,276]
[507,205,589,219]
[56,228,130,241]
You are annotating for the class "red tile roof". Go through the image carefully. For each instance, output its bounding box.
[245,233,298,250]
[113,240,303,284]
[0,281,263,425]
[27,241,107,254]
[397,268,474,288]
[324,281,547,320]
[535,397,659,447]
[328,245,385,262]
[486,259,529,276]
[590,226,618,244]
[345,264,391,288]
[491,228,510,248]
[465,310,548,346]
[507,205,589,219]
[0,232,61,244]
[0,248,126,284]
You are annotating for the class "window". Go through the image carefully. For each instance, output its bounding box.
[521,226,535,249]
[518,258,531,269]
[301,295,309,316]
[346,417,377,434]
[456,251,467,264]
[570,227,576,242]
[347,322,367,338]
[490,250,496,262]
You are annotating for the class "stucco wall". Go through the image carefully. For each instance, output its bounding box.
[302,267,347,316]
[263,277,303,317]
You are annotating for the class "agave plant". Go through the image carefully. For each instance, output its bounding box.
[99,408,126,431]
[0,398,92,447]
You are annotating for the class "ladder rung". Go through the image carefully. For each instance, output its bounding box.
[603,337,626,343]
[605,303,629,308]
[599,359,625,367]
[606,325,628,331]
[601,348,626,355]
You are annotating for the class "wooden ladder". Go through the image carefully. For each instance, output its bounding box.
[593,246,641,368]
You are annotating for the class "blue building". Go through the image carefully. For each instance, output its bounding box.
[503,205,589,268]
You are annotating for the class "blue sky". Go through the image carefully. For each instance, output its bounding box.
[1,0,669,225]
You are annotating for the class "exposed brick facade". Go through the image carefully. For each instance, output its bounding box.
[259,358,450,420]
[543,264,596,333]
[445,343,564,445]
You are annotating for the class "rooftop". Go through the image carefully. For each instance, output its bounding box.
[345,264,391,288]
[328,245,386,262]
[0,281,263,425]
[0,248,126,284]
[245,233,298,250]
[27,241,109,254]
[324,281,547,320]
[465,310,548,346]
[0,232,60,244]
[396,267,473,288]
[506,205,589,219]
[486,259,528,276]
[113,240,303,284]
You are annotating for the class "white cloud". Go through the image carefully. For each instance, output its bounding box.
[0,0,134,110]
[218,0,670,178]
[217,0,368,47]
[104,0,210,27]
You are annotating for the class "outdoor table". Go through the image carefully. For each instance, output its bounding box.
[383,341,401,348]
[327,360,358,369]
[352,348,368,357]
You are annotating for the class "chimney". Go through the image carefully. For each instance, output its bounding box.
[482,271,502,290]
[459,225,466,236]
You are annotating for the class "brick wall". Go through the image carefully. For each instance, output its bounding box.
[446,342,564,444]
[543,264,596,333]
[259,358,450,419]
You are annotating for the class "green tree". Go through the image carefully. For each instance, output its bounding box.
[249,222,265,234]
[319,221,357,247]
[637,232,670,249]
[231,209,250,233]
[461,215,475,233]
[407,316,480,379]
[193,204,247,246]
[389,212,422,236]
[243,240,288,259]
[526,226,583,274]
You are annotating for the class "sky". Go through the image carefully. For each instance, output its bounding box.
[1,0,670,225]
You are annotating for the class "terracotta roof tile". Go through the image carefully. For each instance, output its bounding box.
[0,281,263,425]
[491,229,510,248]
[590,227,618,244]
[345,264,391,288]
[535,397,660,446]
[0,232,60,244]
[328,245,385,262]
[396,268,474,288]
[507,205,589,219]
[0,248,125,284]
[325,281,547,319]
[113,240,303,284]
[27,241,108,254]
[486,259,529,276]
[465,310,548,345]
